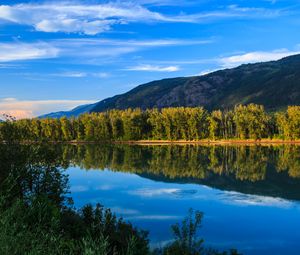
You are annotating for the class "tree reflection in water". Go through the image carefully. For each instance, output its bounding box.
[1,143,299,254]
[64,144,300,200]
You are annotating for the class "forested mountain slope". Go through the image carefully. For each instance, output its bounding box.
[91,54,300,112]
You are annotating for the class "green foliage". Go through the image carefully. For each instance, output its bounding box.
[163,209,204,255]
[276,106,300,139]
[0,145,149,255]
[156,209,240,255]
[1,104,300,142]
[233,104,269,139]
[0,143,247,255]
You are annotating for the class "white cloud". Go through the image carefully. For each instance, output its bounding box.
[53,38,211,57]
[0,98,96,119]
[0,2,284,35]
[55,72,87,78]
[136,0,198,6]
[156,4,283,23]
[0,2,169,35]
[126,64,180,72]
[0,38,208,62]
[220,49,300,68]
[35,19,114,35]
[55,38,212,47]
[0,42,59,62]
[129,188,180,197]
[221,191,293,208]
[93,72,110,78]
[52,71,110,78]
[0,63,22,68]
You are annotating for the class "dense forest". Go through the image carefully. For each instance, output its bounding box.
[1,104,299,142]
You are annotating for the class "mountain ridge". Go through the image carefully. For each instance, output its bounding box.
[40,54,300,118]
[39,103,97,119]
[91,54,300,112]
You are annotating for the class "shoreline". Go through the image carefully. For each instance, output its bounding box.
[3,139,300,146]
[113,139,300,145]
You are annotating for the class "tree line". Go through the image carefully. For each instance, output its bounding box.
[1,104,300,142]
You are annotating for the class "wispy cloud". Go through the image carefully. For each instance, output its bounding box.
[126,64,180,72]
[55,72,87,78]
[50,71,110,78]
[0,2,176,35]
[92,72,110,78]
[0,42,59,62]
[129,188,198,198]
[0,98,96,119]
[0,63,23,68]
[0,38,210,62]
[0,2,162,35]
[53,38,211,49]
[221,191,294,208]
[0,2,285,35]
[129,188,181,197]
[166,4,284,23]
[220,49,300,67]
[137,0,198,7]
[53,38,211,60]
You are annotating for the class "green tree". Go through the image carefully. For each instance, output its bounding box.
[60,117,73,141]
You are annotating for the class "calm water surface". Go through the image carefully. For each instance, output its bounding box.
[65,144,300,255]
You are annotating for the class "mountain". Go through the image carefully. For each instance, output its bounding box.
[39,103,96,119]
[41,54,300,118]
[91,54,300,112]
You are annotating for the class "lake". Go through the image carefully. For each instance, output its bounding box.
[2,144,300,254]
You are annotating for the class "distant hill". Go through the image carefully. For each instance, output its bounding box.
[91,54,300,112]
[41,54,300,118]
[39,103,96,119]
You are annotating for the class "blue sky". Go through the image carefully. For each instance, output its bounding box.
[0,0,300,118]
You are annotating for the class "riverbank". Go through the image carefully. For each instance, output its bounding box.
[3,138,300,146]
[113,139,300,145]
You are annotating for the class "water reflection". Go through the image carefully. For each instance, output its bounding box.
[0,144,150,255]
[0,144,68,206]
[3,143,300,207]
[61,144,300,200]
[63,144,300,254]
[1,144,300,255]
